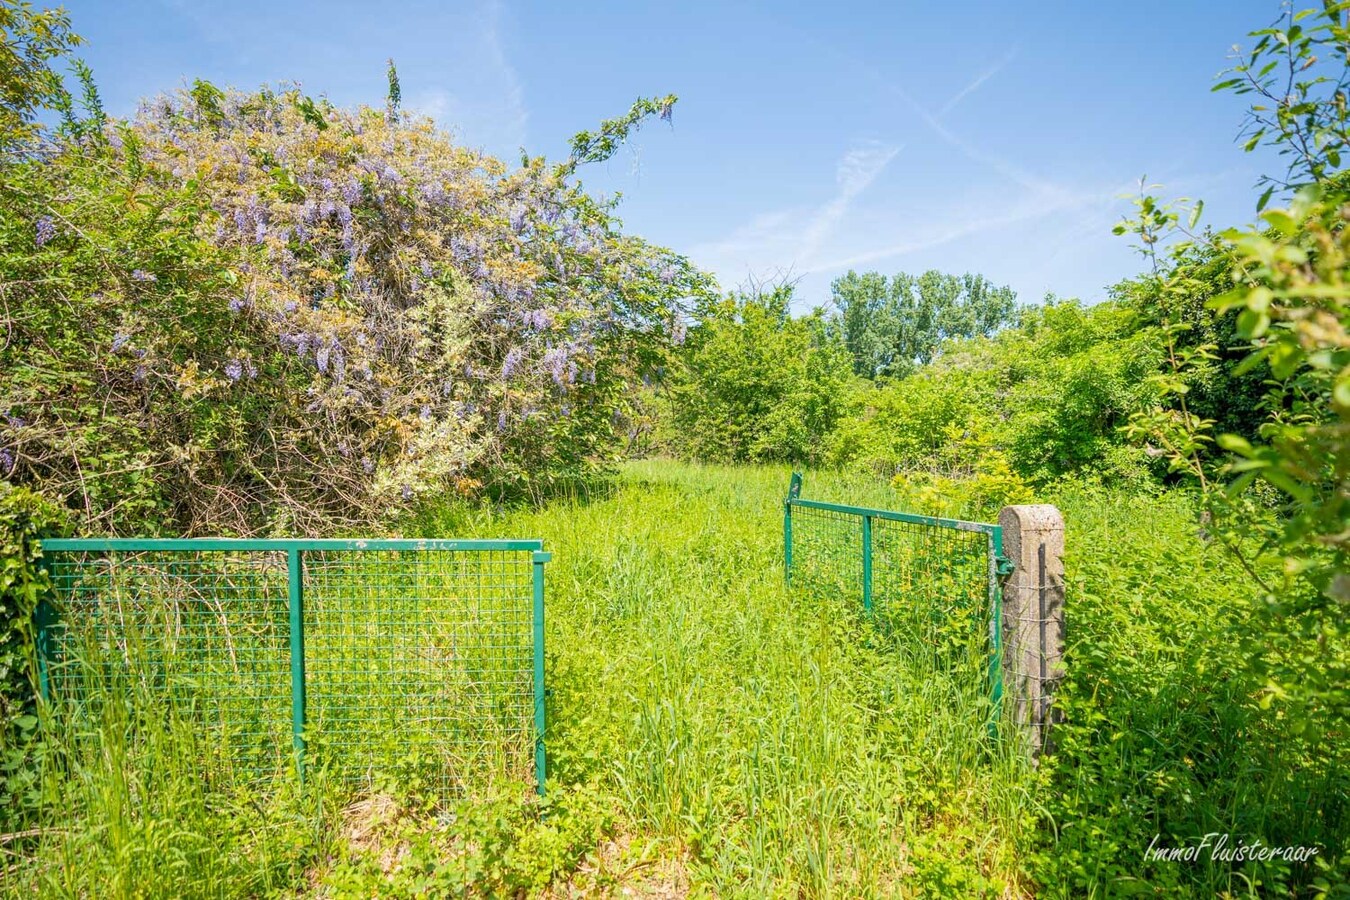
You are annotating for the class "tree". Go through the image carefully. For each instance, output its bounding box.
[830,269,1016,377]
[662,285,854,463]
[0,1,82,151]
[1122,0,1349,756]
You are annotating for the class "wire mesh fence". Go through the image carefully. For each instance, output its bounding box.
[783,474,1006,720]
[36,538,548,797]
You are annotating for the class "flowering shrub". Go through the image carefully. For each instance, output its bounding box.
[1,77,709,533]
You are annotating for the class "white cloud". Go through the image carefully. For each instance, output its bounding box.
[692,140,900,281]
[938,49,1017,117]
[804,185,1117,275]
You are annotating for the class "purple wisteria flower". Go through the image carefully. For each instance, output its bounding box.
[542,347,572,387]
[35,216,55,247]
[111,332,130,352]
[501,347,525,379]
[361,456,375,474]
[225,360,244,382]
[0,449,13,475]
[229,296,248,313]
[130,269,156,282]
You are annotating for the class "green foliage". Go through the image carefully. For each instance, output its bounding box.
[1,62,706,534]
[1215,0,1350,196]
[321,785,614,897]
[564,93,676,172]
[1113,238,1271,444]
[0,0,82,151]
[831,268,1017,377]
[660,285,855,464]
[0,481,65,829]
[997,300,1167,481]
[826,365,994,473]
[1212,188,1349,611]
[827,297,1167,487]
[385,57,401,123]
[889,424,1033,519]
[16,461,1038,896]
[1029,480,1348,897]
[1119,1,1350,771]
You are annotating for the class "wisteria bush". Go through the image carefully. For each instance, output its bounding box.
[0,75,709,534]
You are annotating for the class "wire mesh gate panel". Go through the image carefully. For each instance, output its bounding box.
[36,538,549,797]
[783,474,1007,721]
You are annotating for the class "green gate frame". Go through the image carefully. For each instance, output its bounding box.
[782,474,1010,730]
[36,537,550,796]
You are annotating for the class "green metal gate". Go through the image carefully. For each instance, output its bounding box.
[35,538,549,796]
[782,474,1008,723]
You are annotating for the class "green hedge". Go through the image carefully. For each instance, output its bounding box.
[0,483,67,828]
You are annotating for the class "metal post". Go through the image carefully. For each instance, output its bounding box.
[861,514,873,614]
[784,472,802,587]
[1038,541,1048,728]
[34,598,56,704]
[532,550,551,797]
[288,547,306,781]
[988,527,1006,739]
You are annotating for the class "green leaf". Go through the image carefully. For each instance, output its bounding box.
[1262,209,1298,236]
[1236,308,1270,339]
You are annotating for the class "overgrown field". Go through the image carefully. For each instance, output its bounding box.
[10,459,1341,898]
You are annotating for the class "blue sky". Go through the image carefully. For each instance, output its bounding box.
[62,0,1283,310]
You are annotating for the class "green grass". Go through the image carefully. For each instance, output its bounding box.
[10,460,1345,897]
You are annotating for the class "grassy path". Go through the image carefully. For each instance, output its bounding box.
[19,460,1036,899]
[420,460,1036,896]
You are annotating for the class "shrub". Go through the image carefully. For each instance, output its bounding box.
[660,285,854,464]
[0,482,66,829]
[1,77,709,534]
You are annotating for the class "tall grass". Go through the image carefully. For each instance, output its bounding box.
[14,459,1330,897]
[417,461,1036,895]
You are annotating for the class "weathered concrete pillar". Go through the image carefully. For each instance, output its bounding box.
[998,504,1065,755]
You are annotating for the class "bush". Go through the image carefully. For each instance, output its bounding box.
[0,482,66,829]
[1,76,708,534]
[1028,481,1349,896]
[826,298,1166,487]
[660,285,854,464]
